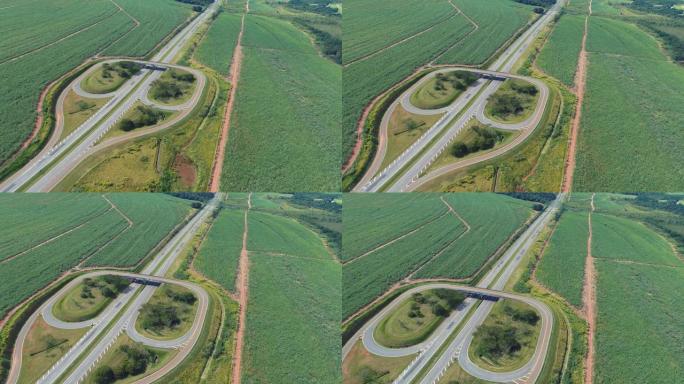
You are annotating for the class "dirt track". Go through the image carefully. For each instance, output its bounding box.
[209,0,249,192]
[583,193,597,384]
[231,192,252,384]
[563,0,592,193]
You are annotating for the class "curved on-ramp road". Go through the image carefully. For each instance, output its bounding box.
[356,67,549,193]
[9,270,209,384]
[351,283,553,384]
[0,0,217,193]
[353,1,563,193]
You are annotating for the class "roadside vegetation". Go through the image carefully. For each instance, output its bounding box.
[342,340,415,384]
[410,71,480,110]
[62,91,110,139]
[374,289,465,348]
[86,336,172,384]
[149,69,196,106]
[82,62,143,94]
[382,106,444,169]
[17,317,88,384]
[485,79,539,123]
[137,285,198,340]
[118,104,172,132]
[53,275,130,322]
[451,124,509,159]
[471,300,541,371]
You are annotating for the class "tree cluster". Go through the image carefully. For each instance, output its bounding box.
[93,343,157,384]
[434,71,479,93]
[504,304,540,325]
[513,0,556,8]
[165,288,197,304]
[140,303,181,331]
[102,61,143,80]
[119,106,166,132]
[474,324,522,358]
[451,126,504,158]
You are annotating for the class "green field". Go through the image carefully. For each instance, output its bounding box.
[536,14,585,86]
[536,210,589,308]
[342,0,535,160]
[342,0,457,63]
[591,213,681,266]
[248,211,330,259]
[413,193,534,279]
[341,193,449,261]
[220,14,340,191]
[342,193,534,319]
[101,0,193,57]
[243,253,340,383]
[433,0,535,65]
[594,260,684,383]
[194,12,242,75]
[194,208,244,292]
[574,16,684,190]
[0,193,192,319]
[0,0,193,167]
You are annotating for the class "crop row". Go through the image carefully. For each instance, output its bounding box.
[342,212,467,318]
[414,193,534,279]
[194,209,244,292]
[243,253,340,383]
[342,0,456,64]
[536,210,589,307]
[435,0,534,65]
[220,14,340,191]
[341,193,449,261]
[0,194,111,260]
[195,12,242,75]
[248,211,330,259]
[536,14,584,87]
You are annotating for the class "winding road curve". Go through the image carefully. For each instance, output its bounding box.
[0,1,218,192]
[354,1,564,193]
[344,196,563,384]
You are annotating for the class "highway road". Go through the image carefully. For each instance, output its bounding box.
[0,1,218,192]
[7,195,221,384]
[343,195,563,384]
[354,1,565,193]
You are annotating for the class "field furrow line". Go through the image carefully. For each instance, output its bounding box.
[344,9,464,68]
[0,9,122,66]
[342,208,451,265]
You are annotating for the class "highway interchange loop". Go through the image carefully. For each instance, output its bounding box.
[343,196,563,384]
[7,196,220,384]
[0,1,217,193]
[353,1,563,193]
